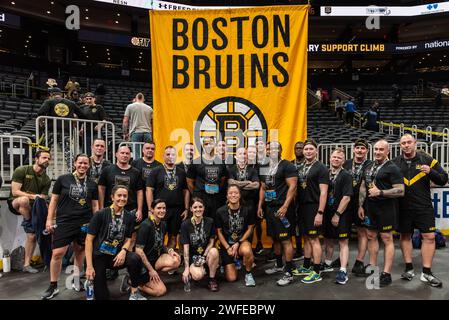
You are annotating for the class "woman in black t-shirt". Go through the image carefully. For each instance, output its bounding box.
[85,186,146,300]
[180,198,219,292]
[135,199,181,297]
[216,185,256,287]
[41,154,99,300]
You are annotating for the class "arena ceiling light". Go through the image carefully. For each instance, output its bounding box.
[11,2,15,5]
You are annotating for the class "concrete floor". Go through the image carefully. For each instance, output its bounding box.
[1,242,448,300]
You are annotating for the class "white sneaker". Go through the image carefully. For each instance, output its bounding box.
[265,264,283,275]
[129,291,147,300]
[245,273,256,287]
[276,272,293,286]
[420,272,443,288]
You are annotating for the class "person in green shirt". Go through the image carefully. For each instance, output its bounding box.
[8,150,52,273]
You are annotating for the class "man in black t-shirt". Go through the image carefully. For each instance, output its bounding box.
[258,141,297,286]
[147,146,189,249]
[79,92,108,156]
[187,136,228,220]
[343,139,372,276]
[37,87,85,122]
[88,139,111,184]
[393,134,448,287]
[359,139,404,287]
[98,146,143,221]
[293,139,328,284]
[176,142,195,174]
[216,140,234,166]
[322,148,353,285]
[291,141,305,261]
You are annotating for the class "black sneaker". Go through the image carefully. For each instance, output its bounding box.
[266,251,276,262]
[292,251,304,262]
[319,262,333,273]
[331,258,341,268]
[379,272,392,287]
[41,285,59,300]
[352,262,368,277]
[254,243,264,255]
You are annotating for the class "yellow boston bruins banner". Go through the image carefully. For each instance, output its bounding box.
[150,5,308,160]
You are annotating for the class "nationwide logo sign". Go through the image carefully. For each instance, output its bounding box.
[150,6,309,161]
[320,2,449,16]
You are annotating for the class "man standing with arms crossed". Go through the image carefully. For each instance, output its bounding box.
[393,133,447,287]
[359,139,404,287]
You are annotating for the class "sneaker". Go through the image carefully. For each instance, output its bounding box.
[254,243,264,255]
[319,262,333,273]
[335,270,348,285]
[292,266,312,276]
[41,285,59,300]
[352,262,367,277]
[129,291,147,300]
[23,265,39,274]
[266,251,276,262]
[265,264,283,275]
[72,279,85,292]
[168,270,177,275]
[400,269,415,281]
[277,272,293,286]
[331,258,341,268]
[420,272,443,288]
[120,274,131,293]
[301,271,322,284]
[208,278,219,292]
[292,252,304,261]
[245,273,256,287]
[379,272,392,287]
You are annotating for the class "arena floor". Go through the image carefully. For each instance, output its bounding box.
[1,242,448,300]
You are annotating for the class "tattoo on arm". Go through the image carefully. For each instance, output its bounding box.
[382,184,405,198]
[359,181,367,205]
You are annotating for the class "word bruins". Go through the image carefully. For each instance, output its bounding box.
[172,14,291,89]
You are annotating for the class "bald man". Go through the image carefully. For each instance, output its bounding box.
[358,139,404,287]
[393,134,447,287]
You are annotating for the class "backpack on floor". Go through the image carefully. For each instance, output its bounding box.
[10,246,25,271]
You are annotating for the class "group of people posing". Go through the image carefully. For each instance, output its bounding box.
[8,132,448,300]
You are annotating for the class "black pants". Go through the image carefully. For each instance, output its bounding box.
[346,112,354,126]
[92,251,143,300]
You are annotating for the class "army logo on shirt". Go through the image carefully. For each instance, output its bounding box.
[69,184,87,202]
[205,167,219,182]
[54,103,70,117]
[195,97,267,156]
[115,175,131,187]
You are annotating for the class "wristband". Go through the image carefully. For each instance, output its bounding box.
[317,210,324,215]
[335,211,342,217]
[380,190,384,197]
[122,247,129,252]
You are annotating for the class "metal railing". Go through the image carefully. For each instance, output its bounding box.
[0,135,33,185]
[36,116,116,179]
[119,141,146,160]
[430,142,449,174]
[378,122,449,143]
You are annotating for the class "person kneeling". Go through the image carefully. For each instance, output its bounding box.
[181,198,219,292]
[134,199,181,297]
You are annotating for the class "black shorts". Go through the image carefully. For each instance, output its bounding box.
[364,200,397,233]
[219,247,235,266]
[52,222,89,249]
[7,199,21,216]
[298,203,322,237]
[398,207,436,234]
[323,209,351,240]
[265,204,294,241]
[349,200,364,227]
[163,206,184,236]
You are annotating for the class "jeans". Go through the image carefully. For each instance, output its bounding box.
[131,132,152,160]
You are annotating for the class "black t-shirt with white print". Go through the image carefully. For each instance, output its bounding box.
[180,217,215,256]
[98,164,143,210]
[135,217,167,263]
[260,159,297,207]
[297,161,329,205]
[52,173,98,224]
[131,158,162,184]
[146,165,187,208]
[88,158,111,184]
[88,207,135,256]
[215,205,255,245]
[187,157,228,195]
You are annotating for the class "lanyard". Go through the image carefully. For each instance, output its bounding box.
[299,160,316,180]
[329,168,341,193]
[73,172,87,194]
[109,206,124,240]
[368,160,388,182]
[237,164,248,181]
[191,217,205,244]
[228,206,242,234]
[163,164,176,180]
[268,160,281,177]
[91,158,104,177]
[352,159,367,177]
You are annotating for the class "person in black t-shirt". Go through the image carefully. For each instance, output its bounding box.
[176,142,195,174]
[343,139,372,276]
[85,185,146,300]
[322,148,353,285]
[147,146,190,249]
[258,141,297,287]
[37,87,85,123]
[294,139,328,284]
[393,134,448,287]
[79,92,108,156]
[216,140,234,165]
[42,154,99,300]
[180,198,219,292]
[359,139,404,287]
[135,199,181,297]
[88,139,111,184]
[98,146,144,222]
[187,136,228,220]
[216,185,256,287]
[291,141,305,261]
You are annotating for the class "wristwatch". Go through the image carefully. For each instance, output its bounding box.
[380,190,384,197]
[335,211,342,217]
[317,210,324,215]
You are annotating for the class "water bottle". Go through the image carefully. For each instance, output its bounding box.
[2,250,11,273]
[280,217,291,228]
[184,279,191,293]
[234,259,241,270]
[85,280,94,300]
[43,224,58,235]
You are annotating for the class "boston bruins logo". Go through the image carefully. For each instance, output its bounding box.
[195,97,267,155]
[54,103,70,117]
